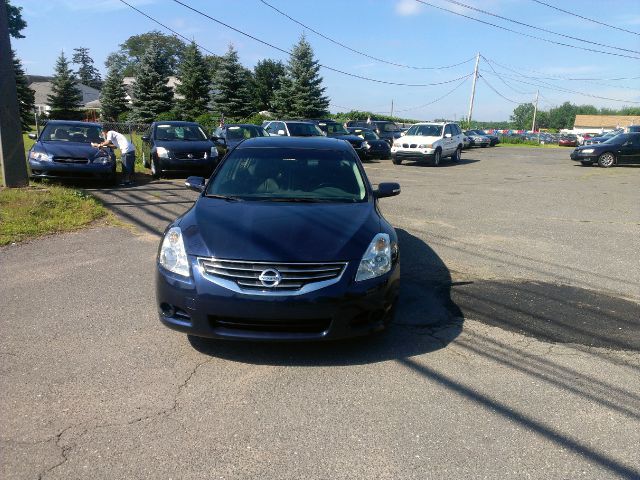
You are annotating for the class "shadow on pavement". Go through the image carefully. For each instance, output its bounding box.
[188,229,464,366]
[401,158,480,168]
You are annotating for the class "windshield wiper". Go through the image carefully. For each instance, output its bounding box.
[204,194,243,202]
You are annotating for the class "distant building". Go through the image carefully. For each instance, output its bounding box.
[27,76,101,115]
[573,115,640,134]
[122,76,183,102]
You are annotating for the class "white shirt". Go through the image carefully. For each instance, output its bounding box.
[105,131,134,154]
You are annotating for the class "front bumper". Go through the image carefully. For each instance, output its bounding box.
[391,147,435,161]
[156,257,400,341]
[570,150,598,161]
[29,159,116,179]
[157,156,218,173]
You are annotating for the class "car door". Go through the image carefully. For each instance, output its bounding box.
[443,124,454,155]
[619,134,640,164]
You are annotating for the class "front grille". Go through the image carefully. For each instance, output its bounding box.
[209,315,331,334]
[401,144,418,149]
[174,151,206,160]
[198,258,347,291]
[53,157,89,164]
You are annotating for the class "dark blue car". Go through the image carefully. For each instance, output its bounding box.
[156,136,401,341]
[28,120,116,181]
[212,123,268,158]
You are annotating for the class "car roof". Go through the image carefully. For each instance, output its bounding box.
[153,121,200,126]
[415,122,447,126]
[223,123,264,128]
[45,120,102,127]
[235,136,354,150]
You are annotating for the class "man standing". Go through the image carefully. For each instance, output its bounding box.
[93,126,136,186]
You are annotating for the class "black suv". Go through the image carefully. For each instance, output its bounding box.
[345,120,402,146]
[141,121,218,179]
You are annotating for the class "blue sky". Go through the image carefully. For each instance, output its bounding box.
[11,0,640,121]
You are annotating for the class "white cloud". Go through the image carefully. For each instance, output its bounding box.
[395,0,422,16]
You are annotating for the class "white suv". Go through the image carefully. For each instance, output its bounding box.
[391,122,465,166]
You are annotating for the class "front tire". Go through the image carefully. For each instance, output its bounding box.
[392,156,403,165]
[431,149,441,167]
[597,152,615,168]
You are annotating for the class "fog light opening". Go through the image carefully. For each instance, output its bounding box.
[160,303,175,317]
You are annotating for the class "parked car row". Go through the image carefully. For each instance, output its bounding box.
[570,132,640,168]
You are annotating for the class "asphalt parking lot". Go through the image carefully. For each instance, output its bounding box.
[1,146,639,479]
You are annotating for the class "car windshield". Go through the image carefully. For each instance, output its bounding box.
[378,122,400,132]
[225,125,267,140]
[40,124,102,143]
[322,123,349,135]
[155,124,207,141]
[286,123,324,136]
[350,129,379,141]
[206,148,367,202]
[406,124,443,137]
[602,134,627,144]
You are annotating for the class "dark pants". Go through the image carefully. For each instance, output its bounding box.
[121,151,135,180]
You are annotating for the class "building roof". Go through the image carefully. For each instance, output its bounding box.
[30,81,101,108]
[574,115,640,129]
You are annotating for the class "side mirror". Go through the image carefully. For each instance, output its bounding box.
[141,135,150,142]
[400,131,406,136]
[28,133,37,140]
[277,129,286,136]
[445,133,452,138]
[374,182,401,199]
[185,176,205,193]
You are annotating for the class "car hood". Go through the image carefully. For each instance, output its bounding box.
[329,133,365,142]
[154,139,213,152]
[179,200,380,262]
[37,141,105,158]
[397,135,441,144]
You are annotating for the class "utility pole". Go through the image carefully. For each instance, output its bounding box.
[0,0,28,187]
[390,99,394,119]
[531,89,539,132]
[466,52,480,128]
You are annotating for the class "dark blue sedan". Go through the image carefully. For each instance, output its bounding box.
[28,121,116,181]
[156,136,401,341]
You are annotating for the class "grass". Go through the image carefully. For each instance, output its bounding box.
[0,185,108,246]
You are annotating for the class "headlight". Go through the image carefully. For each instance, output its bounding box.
[581,148,595,154]
[418,144,432,149]
[393,141,402,147]
[159,226,190,277]
[355,233,392,282]
[93,151,112,164]
[156,147,169,158]
[362,141,370,149]
[29,151,52,161]
[210,147,218,158]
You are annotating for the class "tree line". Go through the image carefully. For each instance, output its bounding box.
[510,103,640,131]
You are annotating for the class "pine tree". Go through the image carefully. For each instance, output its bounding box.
[253,59,285,112]
[212,45,254,119]
[12,50,35,132]
[100,64,128,121]
[273,35,329,118]
[175,42,210,121]
[72,47,102,89]
[47,51,83,120]
[130,42,174,123]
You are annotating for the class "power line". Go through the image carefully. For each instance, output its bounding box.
[482,56,640,82]
[118,0,472,88]
[440,0,639,55]
[480,69,640,104]
[479,57,536,96]
[413,0,640,60]
[529,0,640,37]
[394,76,471,112]
[168,0,473,87]
[482,56,640,92]
[478,75,528,104]
[258,0,474,70]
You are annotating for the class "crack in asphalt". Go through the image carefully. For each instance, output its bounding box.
[35,358,212,479]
